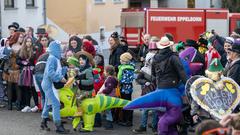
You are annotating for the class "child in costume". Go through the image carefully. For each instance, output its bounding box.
[74,51,94,128]
[93,53,105,127]
[117,52,135,126]
[64,56,79,89]
[189,58,233,123]
[98,65,118,130]
[40,41,69,134]
[93,53,105,94]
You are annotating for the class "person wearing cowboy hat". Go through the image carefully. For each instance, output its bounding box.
[151,36,188,135]
[74,51,94,132]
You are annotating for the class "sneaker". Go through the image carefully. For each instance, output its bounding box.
[0,101,5,108]
[133,126,147,134]
[31,106,39,112]
[21,106,31,112]
[118,121,133,127]
[152,128,157,134]
[104,121,113,130]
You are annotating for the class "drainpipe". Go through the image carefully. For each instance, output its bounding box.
[43,0,47,24]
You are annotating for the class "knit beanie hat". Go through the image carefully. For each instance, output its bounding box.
[82,41,96,57]
[120,52,132,63]
[67,56,79,67]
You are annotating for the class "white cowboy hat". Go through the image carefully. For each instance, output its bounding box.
[156,36,174,49]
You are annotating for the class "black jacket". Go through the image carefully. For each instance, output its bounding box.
[227,59,240,86]
[152,48,187,89]
[109,44,125,72]
[210,35,227,67]
[192,51,205,75]
[138,44,148,59]
[34,53,49,74]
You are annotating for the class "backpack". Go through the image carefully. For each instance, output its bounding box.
[120,69,134,84]
[118,64,135,94]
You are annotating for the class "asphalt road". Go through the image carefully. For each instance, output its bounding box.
[0,82,156,135]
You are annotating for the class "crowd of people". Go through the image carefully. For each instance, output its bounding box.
[0,21,240,135]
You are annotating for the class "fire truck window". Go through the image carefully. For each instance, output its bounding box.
[188,0,195,8]
[237,20,240,28]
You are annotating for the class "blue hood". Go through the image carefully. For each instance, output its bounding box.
[48,41,62,59]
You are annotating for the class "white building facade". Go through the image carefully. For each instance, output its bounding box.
[0,0,45,38]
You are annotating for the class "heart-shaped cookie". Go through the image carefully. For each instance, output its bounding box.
[190,77,240,120]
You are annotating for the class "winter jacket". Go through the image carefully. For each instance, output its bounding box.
[138,44,149,59]
[210,35,227,66]
[102,76,118,97]
[33,42,47,64]
[34,53,49,75]
[109,44,125,72]
[3,51,20,83]
[16,54,35,70]
[192,51,205,75]
[76,67,94,91]
[226,59,240,86]
[140,52,155,75]
[152,48,187,89]
[118,64,135,94]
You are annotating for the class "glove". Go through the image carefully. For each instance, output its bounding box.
[64,77,75,88]
[145,82,151,86]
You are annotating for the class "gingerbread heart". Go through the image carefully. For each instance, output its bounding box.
[190,77,240,120]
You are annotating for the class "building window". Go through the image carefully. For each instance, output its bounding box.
[188,0,195,8]
[26,0,35,7]
[158,0,168,8]
[113,0,123,4]
[129,0,150,8]
[237,20,240,28]
[4,0,15,8]
[94,0,105,4]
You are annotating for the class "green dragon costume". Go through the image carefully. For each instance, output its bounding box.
[52,87,129,131]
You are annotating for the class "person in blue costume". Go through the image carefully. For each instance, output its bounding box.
[40,41,69,134]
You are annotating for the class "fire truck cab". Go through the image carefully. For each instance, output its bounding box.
[121,8,240,47]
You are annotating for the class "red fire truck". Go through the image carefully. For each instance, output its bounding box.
[121,8,240,48]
